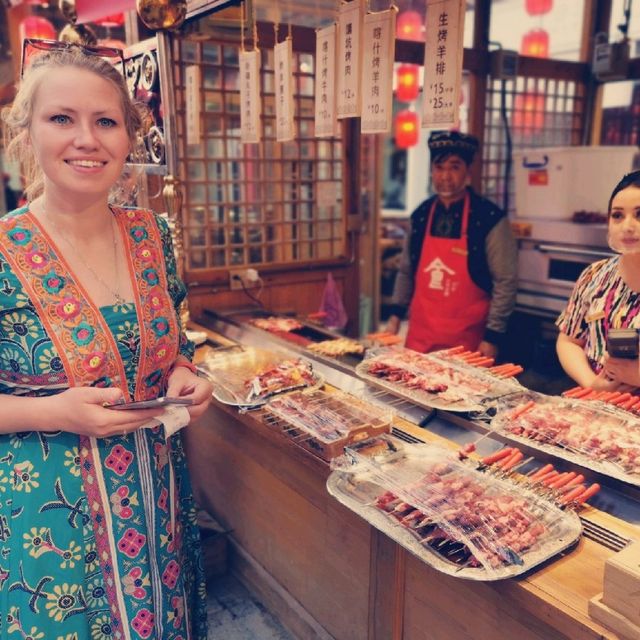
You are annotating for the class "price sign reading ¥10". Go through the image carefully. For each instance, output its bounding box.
[275,38,295,142]
[422,0,465,129]
[240,49,262,143]
[314,24,339,138]
[360,8,396,134]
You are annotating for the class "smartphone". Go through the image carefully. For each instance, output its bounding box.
[105,397,194,410]
[606,328,639,359]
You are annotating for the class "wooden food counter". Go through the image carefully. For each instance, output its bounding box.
[184,346,635,640]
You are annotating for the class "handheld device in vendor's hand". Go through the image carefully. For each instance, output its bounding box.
[606,328,640,359]
[105,397,195,410]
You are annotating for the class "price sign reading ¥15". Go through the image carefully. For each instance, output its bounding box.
[240,49,262,143]
[360,8,396,134]
[314,24,339,138]
[422,0,465,129]
[336,0,363,119]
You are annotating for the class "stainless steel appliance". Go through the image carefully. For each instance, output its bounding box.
[515,218,613,317]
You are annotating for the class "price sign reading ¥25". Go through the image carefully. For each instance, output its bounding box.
[422,0,465,129]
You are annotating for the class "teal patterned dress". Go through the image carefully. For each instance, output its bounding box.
[0,207,208,640]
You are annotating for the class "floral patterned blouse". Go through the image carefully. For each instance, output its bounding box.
[0,207,207,640]
[556,256,640,371]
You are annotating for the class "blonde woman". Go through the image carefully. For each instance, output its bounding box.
[0,41,210,638]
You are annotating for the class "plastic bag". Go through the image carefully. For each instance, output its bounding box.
[319,273,348,330]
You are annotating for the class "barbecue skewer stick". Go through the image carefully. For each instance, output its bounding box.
[558,485,586,505]
[557,474,585,491]
[510,400,536,420]
[572,483,602,507]
[528,463,554,480]
[478,447,515,468]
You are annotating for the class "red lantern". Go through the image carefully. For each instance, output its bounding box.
[526,0,552,15]
[20,16,57,41]
[520,29,549,58]
[395,110,419,148]
[396,64,420,102]
[396,10,423,42]
[512,92,545,132]
[94,13,126,27]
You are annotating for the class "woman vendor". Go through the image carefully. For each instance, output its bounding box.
[556,171,640,390]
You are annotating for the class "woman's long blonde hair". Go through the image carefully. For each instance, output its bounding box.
[2,47,143,203]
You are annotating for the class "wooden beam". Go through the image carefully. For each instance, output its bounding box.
[468,0,491,191]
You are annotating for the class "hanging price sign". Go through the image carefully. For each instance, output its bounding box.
[240,49,262,143]
[336,0,363,118]
[275,38,295,141]
[314,24,338,137]
[360,8,396,133]
[422,0,465,129]
[185,65,202,145]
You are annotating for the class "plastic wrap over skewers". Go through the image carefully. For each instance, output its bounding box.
[355,346,522,412]
[489,390,640,483]
[328,438,586,580]
[198,347,322,407]
[262,389,392,460]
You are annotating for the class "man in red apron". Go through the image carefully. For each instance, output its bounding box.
[387,131,518,358]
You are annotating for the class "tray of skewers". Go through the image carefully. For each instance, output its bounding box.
[198,347,323,408]
[490,390,640,485]
[355,347,522,412]
[250,316,304,333]
[306,337,365,358]
[262,389,393,460]
[327,438,591,581]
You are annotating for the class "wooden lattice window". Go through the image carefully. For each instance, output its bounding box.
[171,37,345,274]
[481,75,585,213]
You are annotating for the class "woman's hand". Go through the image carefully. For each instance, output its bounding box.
[386,315,401,335]
[41,387,164,438]
[602,355,640,388]
[477,340,498,359]
[165,366,213,421]
[588,369,621,391]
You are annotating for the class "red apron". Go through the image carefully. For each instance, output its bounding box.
[405,193,491,353]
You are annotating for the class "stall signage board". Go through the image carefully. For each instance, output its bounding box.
[185,65,202,145]
[336,0,363,119]
[421,0,465,129]
[240,49,262,144]
[360,9,396,134]
[275,38,296,142]
[315,24,339,138]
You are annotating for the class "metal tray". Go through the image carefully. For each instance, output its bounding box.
[355,350,521,413]
[199,347,323,408]
[327,439,582,581]
[489,390,640,487]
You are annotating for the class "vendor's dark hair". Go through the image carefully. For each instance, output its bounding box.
[608,170,640,214]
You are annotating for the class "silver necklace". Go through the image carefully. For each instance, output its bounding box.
[43,204,126,306]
